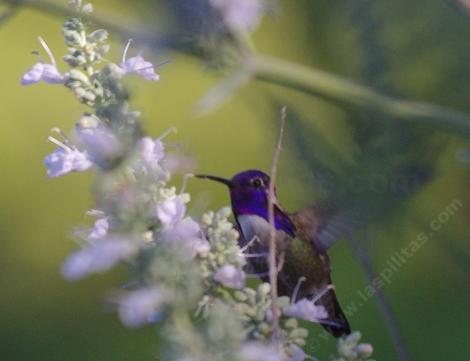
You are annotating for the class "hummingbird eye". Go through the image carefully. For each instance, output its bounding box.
[252,177,264,188]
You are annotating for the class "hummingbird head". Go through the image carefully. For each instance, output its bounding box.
[196,169,272,213]
[196,169,296,237]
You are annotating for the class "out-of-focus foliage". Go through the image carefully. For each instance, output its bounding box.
[0,0,469,360]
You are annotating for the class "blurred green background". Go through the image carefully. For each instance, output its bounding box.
[1,0,469,360]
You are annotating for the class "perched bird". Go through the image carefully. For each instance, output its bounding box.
[196,169,351,337]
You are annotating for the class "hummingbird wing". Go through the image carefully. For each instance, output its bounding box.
[279,219,351,337]
[290,201,358,252]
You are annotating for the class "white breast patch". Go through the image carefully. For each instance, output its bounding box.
[237,214,272,247]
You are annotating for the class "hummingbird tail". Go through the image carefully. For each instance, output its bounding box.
[318,289,351,338]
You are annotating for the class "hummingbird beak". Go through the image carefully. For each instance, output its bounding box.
[195,174,232,187]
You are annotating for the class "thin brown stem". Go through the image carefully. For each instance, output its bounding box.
[268,106,286,342]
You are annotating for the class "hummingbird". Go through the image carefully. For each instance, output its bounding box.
[196,169,351,337]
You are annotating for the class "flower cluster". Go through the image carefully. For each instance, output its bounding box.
[24,2,375,361]
[231,284,309,360]
[199,208,246,289]
[333,332,375,361]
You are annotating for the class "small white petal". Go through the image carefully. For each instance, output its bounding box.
[21,63,64,85]
[241,342,284,361]
[21,63,44,85]
[21,38,63,85]
[120,54,159,81]
[191,238,211,256]
[283,298,328,322]
[41,64,65,83]
[72,150,93,171]
[81,3,93,14]
[88,218,109,241]
[156,196,186,226]
[61,248,95,281]
[160,217,200,241]
[61,238,136,280]
[76,124,122,167]
[138,68,159,81]
[160,217,208,259]
[44,147,92,177]
[355,343,373,358]
[118,288,164,328]
[210,0,264,31]
[213,264,245,289]
[44,148,73,177]
[139,137,164,167]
